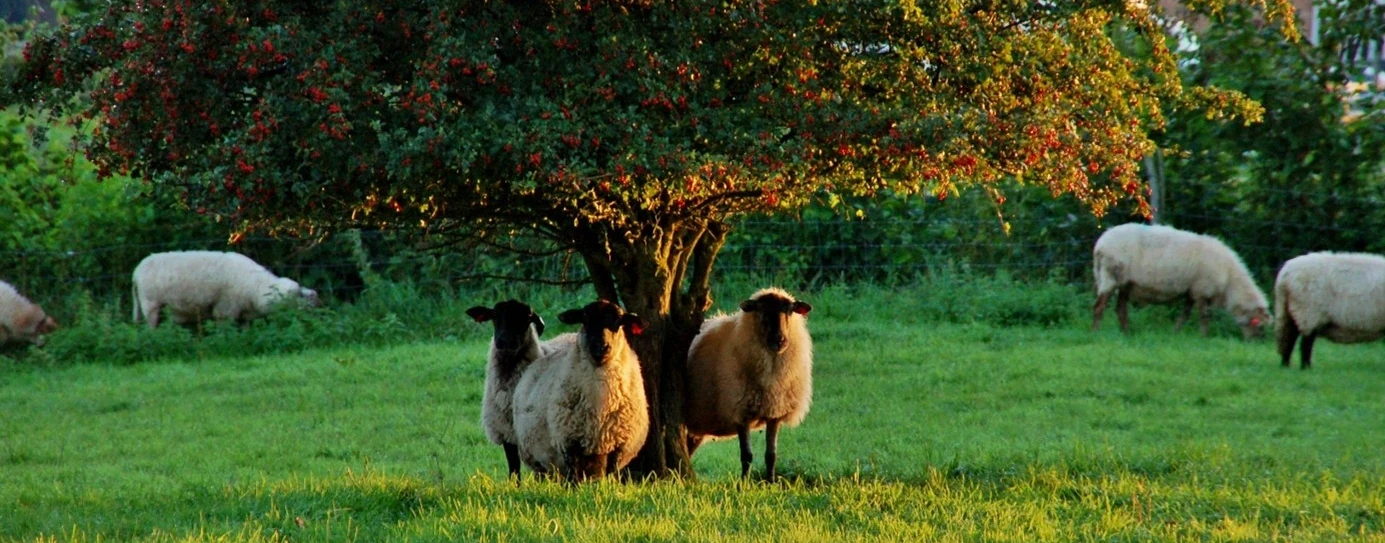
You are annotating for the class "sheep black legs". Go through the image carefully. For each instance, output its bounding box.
[1115,288,1132,333]
[1091,291,1112,331]
[503,443,521,481]
[1299,333,1315,370]
[568,454,607,482]
[1172,297,1209,335]
[1174,296,1193,332]
[564,442,608,482]
[764,420,781,483]
[737,427,754,479]
[1091,287,1132,333]
[733,422,783,482]
[1278,319,1300,368]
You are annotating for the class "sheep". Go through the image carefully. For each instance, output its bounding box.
[132,251,319,329]
[684,287,813,482]
[510,300,648,481]
[466,299,547,480]
[1091,223,1270,339]
[1274,251,1385,369]
[0,280,58,346]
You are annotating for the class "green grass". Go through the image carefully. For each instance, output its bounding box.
[2,284,1384,542]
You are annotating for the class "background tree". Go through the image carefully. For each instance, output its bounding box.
[1157,0,1385,278]
[9,0,1292,477]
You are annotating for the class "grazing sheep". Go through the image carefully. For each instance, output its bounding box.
[685,287,813,482]
[466,299,547,480]
[1092,223,1269,339]
[511,300,648,481]
[0,280,58,346]
[1274,252,1385,369]
[132,251,319,329]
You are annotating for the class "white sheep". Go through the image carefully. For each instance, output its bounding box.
[132,251,319,329]
[1092,223,1269,339]
[1274,251,1385,369]
[511,300,648,481]
[685,287,813,482]
[466,299,547,480]
[0,280,58,346]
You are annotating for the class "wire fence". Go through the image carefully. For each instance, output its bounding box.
[2,184,1381,310]
[0,215,1093,309]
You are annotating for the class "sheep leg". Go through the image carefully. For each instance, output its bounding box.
[503,443,521,482]
[1091,291,1112,331]
[563,438,607,482]
[1277,318,1300,368]
[1174,296,1193,332]
[1115,288,1132,333]
[567,454,605,482]
[764,420,781,483]
[145,303,162,329]
[1299,333,1316,370]
[737,426,754,479]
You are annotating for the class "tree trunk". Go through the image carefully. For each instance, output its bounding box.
[576,219,728,479]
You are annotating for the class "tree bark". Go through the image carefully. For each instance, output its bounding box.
[576,218,728,479]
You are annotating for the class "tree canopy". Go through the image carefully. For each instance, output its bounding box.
[13,1,1289,233]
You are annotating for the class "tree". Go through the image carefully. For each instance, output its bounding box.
[9,0,1293,477]
[1157,1,1385,277]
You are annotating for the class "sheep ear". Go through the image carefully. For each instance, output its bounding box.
[465,306,494,323]
[531,314,546,336]
[621,314,646,336]
[558,309,585,325]
[739,299,760,312]
[792,301,813,316]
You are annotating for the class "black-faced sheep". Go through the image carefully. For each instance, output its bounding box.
[684,287,813,482]
[1092,223,1269,339]
[466,299,547,480]
[132,251,319,329]
[1275,252,1385,369]
[0,280,58,346]
[511,300,648,481]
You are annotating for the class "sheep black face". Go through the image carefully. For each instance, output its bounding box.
[558,300,644,367]
[740,293,812,353]
[467,300,545,354]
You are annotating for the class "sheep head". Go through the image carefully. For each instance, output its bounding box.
[37,315,58,335]
[467,299,545,354]
[558,300,644,367]
[298,287,321,308]
[1235,305,1272,340]
[739,290,811,354]
[14,307,57,346]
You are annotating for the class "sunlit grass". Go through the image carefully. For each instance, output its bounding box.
[3,283,1384,541]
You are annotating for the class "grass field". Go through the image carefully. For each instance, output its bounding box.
[3,285,1384,542]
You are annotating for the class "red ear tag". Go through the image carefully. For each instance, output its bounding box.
[473,316,487,323]
[628,323,645,336]
[1250,317,1261,327]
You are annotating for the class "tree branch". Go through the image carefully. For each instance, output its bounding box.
[577,228,620,302]
[677,220,728,318]
[682,189,764,218]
